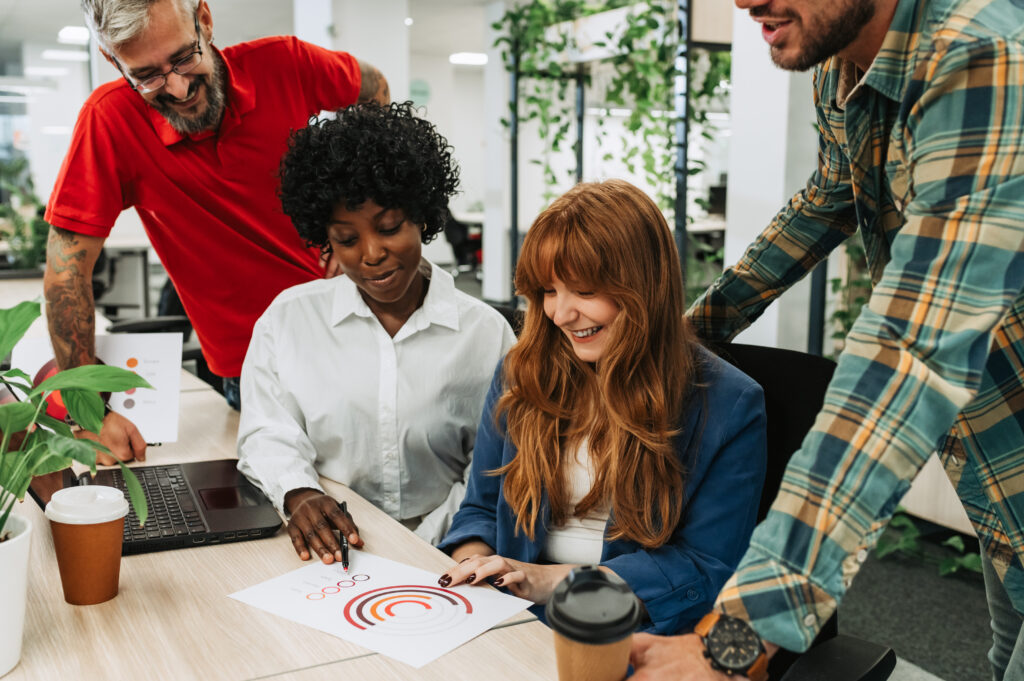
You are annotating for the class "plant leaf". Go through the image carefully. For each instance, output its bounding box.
[2,368,31,383]
[49,436,100,469]
[36,413,73,438]
[117,461,148,527]
[29,451,74,477]
[941,535,966,553]
[0,401,37,437]
[0,301,41,363]
[62,389,105,434]
[30,364,152,397]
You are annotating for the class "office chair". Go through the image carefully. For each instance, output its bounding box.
[711,342,897,681]
[490,302,524,336]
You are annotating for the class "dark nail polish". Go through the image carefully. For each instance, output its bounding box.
[493,577,504,587]
[438,575,451,587]
[465,573,476,585]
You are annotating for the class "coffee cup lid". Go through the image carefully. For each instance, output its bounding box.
[45,485,129,525]
[545,565,643,644]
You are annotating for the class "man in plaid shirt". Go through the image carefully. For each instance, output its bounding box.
[630,0,1024,679]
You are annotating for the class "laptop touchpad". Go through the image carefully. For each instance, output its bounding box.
[199,486,260,510]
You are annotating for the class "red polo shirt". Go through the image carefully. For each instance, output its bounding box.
[46,36,360,376]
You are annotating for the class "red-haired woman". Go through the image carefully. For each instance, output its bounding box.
[437,180,767,634]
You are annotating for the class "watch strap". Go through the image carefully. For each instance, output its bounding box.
[695,611,769,681]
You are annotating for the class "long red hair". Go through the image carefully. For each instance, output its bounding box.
[496,180,699,549]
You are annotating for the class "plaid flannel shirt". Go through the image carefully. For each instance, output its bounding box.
[688,0,1024,652]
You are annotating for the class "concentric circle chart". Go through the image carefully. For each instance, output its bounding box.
[343,584,474,635]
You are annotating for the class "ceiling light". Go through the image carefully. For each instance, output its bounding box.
[449,52,487,66]
[25,66,69,77]
[58,26,91,45]
[42,50,90,62]
[404,17,413,26]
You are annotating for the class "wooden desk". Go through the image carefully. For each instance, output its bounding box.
[8,390,554,681]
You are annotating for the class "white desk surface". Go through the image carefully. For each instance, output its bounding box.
[8,389,555,681]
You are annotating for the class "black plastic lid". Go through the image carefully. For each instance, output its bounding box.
[545,566,643,644]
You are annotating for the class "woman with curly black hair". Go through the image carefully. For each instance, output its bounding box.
[237,102,516,563]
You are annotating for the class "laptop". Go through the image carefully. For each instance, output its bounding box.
[30,459,283,555]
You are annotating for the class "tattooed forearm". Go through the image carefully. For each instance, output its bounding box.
[357,60,390,105]
[44,226,100,369]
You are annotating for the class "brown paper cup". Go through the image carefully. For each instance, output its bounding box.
[49,517,125,605]
[552,630,632,681]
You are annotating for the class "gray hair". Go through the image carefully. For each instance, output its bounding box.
[81,0,200,53]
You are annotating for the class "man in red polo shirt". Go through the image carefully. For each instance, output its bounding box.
[44,0,389,463]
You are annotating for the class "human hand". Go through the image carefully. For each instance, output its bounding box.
[630,633,735,681]
[438,553,573,604]
[319,250,344,278]
[76,411,146,464]
[284,489,364,563]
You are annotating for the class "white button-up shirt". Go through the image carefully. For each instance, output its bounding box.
[237,262,516,544]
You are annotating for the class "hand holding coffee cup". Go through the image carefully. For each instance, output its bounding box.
[545,565,643,681]
[45,485,129,605]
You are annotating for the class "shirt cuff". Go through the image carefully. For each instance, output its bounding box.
[714,551,838,653]
[274,475,326,516]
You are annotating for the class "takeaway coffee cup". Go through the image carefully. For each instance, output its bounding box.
[45,485,129,605]
[545,565,643,681]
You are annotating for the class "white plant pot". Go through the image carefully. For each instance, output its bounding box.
[0,513,32,677]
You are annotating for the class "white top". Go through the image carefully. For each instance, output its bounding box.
[540,439,611,565]
[237,262,516,544]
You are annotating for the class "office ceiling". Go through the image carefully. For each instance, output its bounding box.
[0,0,490,65]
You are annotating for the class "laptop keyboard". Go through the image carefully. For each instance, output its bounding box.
[110,465,209,543]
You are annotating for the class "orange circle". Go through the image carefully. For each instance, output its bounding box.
[126,358,139,368]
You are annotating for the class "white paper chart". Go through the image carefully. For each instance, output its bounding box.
[12,333,182,443]
[229,552,532,668]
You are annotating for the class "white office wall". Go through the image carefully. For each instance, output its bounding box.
[21,43,90,203]
[450,67,486,215]
[724,6,817,351]
[331,0,409,102]
[482,0,511,301]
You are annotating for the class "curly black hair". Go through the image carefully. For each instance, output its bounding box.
[278,101,459,253]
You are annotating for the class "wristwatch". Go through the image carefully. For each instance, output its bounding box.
[695,611,768,681]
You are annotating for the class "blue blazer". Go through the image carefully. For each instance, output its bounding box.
[438,346,767,634]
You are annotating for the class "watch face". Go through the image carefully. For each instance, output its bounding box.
[707,615,762,671]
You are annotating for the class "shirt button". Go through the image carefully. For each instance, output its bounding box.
[857,549,869,563]
[686,589,700,601]
[803,614,817,627]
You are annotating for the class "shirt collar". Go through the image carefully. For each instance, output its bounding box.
[330,260,461,334]
[146,44,256,147]
[834,0,924,107]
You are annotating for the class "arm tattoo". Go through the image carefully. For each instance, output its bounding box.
[44,227,96,369]
[358,63,390,105]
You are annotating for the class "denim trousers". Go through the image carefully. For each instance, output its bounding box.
[222,376,241,411]
[984,553,1024,681]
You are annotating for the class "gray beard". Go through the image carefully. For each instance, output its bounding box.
[150,51,227,135]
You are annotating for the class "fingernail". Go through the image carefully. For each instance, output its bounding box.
[493,577,504,587]
[438,575,451,587]
[465,573,476,585]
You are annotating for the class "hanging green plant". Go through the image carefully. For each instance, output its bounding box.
[492,0,730,294]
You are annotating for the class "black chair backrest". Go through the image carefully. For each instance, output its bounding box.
[490,303,525,337]
[711,342,836,521]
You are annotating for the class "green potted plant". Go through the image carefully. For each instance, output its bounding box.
[0,299,150,676]
[0,158,50,277]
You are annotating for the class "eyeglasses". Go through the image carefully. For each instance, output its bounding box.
[118,13,203,95]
